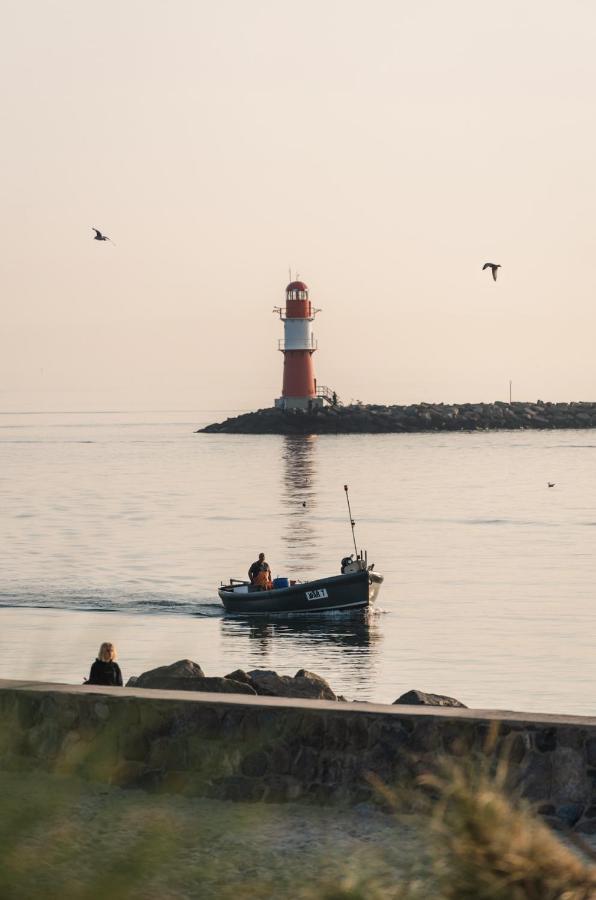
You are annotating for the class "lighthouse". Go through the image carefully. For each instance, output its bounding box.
[274,280,324,411]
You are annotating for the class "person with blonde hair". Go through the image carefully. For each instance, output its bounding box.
[86,642,123,686]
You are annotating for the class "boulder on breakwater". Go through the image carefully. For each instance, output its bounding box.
[225,668,337,701]
[197,401,596,435]
[128,660,336,701]
[127,659,256,695]
[394,689,467,708]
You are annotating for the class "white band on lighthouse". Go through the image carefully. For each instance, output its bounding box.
[283,318,315,351]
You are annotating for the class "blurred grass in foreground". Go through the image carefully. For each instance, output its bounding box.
[415,753,596,900]
[0,771,414,900]
[1,743,596,900]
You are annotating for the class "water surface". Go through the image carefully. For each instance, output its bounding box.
[1,410,595,713]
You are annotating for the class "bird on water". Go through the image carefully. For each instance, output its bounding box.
[482,262,500,281]
[92,227,114,244]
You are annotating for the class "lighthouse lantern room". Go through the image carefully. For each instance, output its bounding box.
[274,280,324,411]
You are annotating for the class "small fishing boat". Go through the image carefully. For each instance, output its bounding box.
[219,567,382,615]
[218,486,383,615]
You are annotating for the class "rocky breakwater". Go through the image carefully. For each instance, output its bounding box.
[198,401,596,435]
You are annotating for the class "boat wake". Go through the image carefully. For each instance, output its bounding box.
[0,590,223,617]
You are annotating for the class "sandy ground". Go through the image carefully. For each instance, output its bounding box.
[0,771,424,900]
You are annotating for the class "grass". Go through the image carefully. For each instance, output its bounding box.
[318,727,596,900]
[417,754,596,900]
[0,771,416,900]
[0,733,595,899]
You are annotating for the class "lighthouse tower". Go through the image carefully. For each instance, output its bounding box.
[274,280,324,411]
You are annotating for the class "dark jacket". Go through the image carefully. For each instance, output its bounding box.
[87,659,123,686]
[249,560,271,582]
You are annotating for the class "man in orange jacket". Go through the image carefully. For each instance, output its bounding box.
[248,553,272,590]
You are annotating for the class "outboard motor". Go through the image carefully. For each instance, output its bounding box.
[341,554,366,574]
[341,551,371,574]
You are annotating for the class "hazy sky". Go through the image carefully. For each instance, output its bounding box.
[2,0,596,411]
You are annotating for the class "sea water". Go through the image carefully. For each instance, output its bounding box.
[1,409,595,713]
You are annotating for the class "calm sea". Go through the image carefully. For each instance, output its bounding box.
[1,409,595,714]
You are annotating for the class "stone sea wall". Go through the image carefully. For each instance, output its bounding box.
[198,401,596,435]
[1,680,596,832]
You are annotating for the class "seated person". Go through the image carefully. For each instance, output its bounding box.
[248,552,272,590]
[86,642,123,686]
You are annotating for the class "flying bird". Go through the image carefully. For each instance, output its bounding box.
[483,263,500,281]
[92,227,114,244]
[548,482,556,488]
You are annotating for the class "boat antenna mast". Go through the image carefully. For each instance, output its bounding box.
[344,484,358,558]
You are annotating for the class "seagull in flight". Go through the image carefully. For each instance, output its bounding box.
[92,227,115,245]
[483,263,500,281]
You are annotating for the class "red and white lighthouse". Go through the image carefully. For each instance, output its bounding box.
[274,280,324,411]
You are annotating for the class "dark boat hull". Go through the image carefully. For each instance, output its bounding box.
[218,570,383,615]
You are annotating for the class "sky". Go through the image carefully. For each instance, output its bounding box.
[2,0,596,411]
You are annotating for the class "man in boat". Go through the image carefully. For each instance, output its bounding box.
[248,553,272,590]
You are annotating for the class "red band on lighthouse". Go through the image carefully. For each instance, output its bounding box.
[282,350,316,397]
